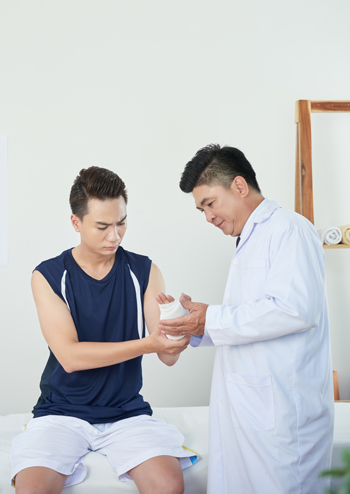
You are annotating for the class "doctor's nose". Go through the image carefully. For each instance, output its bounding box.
[204,210,216,223]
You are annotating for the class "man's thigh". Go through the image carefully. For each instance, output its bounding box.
[97,415,192,482]
[11,416,91,488]
[14,466,68,494]
[128,456,184,494]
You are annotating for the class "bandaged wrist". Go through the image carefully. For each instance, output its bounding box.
[159,300,189,340]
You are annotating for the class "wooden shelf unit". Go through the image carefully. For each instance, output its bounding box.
[323,244,350,249]
[295,100,350,234]
[295,101,350,399]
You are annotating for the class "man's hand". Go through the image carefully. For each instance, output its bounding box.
[158,293,208,337]
[147,327,191,356]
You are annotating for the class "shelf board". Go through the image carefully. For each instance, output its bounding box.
[323,244,350,249]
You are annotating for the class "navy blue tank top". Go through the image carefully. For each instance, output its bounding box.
[32,246,153,424]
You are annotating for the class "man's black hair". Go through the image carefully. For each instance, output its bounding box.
[180,144,261,193]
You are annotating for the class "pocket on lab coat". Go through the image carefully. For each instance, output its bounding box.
[241,258,266,302]
[226,372,275,431]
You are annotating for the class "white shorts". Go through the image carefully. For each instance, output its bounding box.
[10,414,198,488]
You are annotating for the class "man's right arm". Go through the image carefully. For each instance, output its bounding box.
[32,270,188,373]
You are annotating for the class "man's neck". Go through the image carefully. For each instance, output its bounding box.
[234,195,265,238]
[72,245,116,280]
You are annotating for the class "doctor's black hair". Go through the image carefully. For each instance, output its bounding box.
[179,144,261,193]
[70,166,128,220]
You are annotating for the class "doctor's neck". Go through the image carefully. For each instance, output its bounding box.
[244,188,265,214]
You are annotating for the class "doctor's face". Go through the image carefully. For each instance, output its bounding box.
[192,181,249,237]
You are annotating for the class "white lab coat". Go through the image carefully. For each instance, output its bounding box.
[192,199,334,494]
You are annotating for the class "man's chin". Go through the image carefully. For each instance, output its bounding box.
[221,226,234,236]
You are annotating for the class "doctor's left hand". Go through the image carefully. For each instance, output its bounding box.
[158,293,208,337]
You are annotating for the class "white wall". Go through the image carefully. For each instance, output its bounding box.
[0,0,350,415]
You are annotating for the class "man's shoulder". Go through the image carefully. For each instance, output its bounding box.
[119,247,152,289]
[120,247,152,268]
[34,249,72,275]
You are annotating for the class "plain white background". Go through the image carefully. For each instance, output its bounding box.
[0,0,350,416]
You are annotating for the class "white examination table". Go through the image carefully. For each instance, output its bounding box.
[0,407,208,493]
[0,403,349,493]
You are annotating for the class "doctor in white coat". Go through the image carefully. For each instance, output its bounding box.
[159,144,334,494]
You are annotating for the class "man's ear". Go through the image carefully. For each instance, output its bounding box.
[71,214,81,233]
[230,176,249,198]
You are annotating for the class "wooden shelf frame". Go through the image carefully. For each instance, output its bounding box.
[295,100,350,226]
[295,103,350,400]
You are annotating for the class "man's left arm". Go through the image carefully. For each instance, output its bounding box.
[144,263,191,365]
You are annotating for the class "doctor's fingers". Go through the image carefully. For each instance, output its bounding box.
[158,314,192,329]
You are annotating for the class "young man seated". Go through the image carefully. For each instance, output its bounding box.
[11,166,197,494]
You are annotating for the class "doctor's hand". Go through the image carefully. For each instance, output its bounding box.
[158,293,208,337]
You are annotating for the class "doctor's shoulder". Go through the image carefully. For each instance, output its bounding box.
[267,208,322,255]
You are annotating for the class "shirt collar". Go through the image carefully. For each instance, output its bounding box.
[237,198,281,248]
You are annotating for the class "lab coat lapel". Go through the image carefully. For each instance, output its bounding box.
[236,199,281,251]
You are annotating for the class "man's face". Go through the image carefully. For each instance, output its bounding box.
[72,197,127,256]
[192,181,249,237]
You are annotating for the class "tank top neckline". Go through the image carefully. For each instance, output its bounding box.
[67,246,123,283]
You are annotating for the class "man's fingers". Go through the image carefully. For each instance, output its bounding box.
[156,292,175,304]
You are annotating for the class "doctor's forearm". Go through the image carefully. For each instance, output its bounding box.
[205,297,321,346]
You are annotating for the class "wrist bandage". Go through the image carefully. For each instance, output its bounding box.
[159,300,189,340]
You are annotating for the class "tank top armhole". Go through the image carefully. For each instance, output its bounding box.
[34,266,67,305]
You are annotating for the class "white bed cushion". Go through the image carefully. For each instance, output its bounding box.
[0,407,209,494]
[1,403,349,493]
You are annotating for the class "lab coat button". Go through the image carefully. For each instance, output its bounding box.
[225,294,230,299]
[232,259,238,265]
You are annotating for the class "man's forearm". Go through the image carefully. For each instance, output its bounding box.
[59,337,154,373]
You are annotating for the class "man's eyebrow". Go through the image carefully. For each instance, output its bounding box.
[200,197,211,207]
[196,198,210,211]
[96,215,127,226]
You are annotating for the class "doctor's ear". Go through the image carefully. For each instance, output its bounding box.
[71,214,81,233]
[230,176,249,198]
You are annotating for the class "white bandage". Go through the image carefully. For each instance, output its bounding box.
[159,300,189,340]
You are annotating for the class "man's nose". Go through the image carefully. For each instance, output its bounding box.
[107,227,120,242]
[205,210,215,223]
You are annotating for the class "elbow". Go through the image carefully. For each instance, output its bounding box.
[61,361,76,374]
[59,352,79,373]
[165,359,177,367]
[57,342,81,373]
[158,353,179,366]
[274,297,321,332]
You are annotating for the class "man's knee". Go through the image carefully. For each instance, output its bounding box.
[15,480,49,494]
[151,472,184,494]
[129,456,185,494]
[165,474,184,494]
[14,467,68,494]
